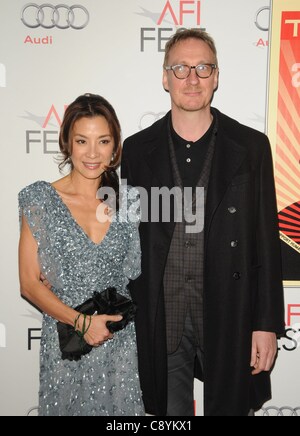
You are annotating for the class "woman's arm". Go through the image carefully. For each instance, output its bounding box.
[19,215,78,324]
[19,215,121,346]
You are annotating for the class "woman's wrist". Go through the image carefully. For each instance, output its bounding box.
[74,313,81,331]
[74,313,92,337]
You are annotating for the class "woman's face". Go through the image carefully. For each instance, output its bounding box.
[70,116,115,180]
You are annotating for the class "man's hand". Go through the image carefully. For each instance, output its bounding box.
[251,331,278,375]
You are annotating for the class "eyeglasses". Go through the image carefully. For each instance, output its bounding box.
[165,64,217,80]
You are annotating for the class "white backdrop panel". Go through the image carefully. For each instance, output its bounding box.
[0,0,299,416]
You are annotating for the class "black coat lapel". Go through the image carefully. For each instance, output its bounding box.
[144,114,175,190]
[205,111,248,239]
[144,114,176,241]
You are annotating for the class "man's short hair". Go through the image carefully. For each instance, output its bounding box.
[163,29,218,67]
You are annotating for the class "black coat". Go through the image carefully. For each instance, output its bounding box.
[121,109,285,416]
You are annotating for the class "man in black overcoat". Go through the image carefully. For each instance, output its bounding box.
[122,29,285,416]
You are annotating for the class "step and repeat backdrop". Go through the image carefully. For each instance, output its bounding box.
[0,0,299,416]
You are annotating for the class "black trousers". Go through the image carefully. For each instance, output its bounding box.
[167,314,203,416]
[166,314,254,416]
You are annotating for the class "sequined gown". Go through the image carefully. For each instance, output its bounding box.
[19,181,145,416]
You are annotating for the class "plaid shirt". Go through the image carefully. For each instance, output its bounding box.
[163,118,218,354]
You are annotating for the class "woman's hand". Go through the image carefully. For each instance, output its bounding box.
[77,314,123,347]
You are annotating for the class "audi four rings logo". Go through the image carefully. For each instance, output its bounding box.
[261,407,300,416]
[255,6,270,31]
[139,112,167,131]
[21,4,90,30]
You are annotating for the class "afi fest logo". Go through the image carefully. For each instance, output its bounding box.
[278,304,300,352]
[0,323,6,348]
[139,0,203,52]
[0,63,6,88]
[22,104,67,154]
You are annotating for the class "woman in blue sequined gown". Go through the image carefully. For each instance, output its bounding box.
[18,94,145,416]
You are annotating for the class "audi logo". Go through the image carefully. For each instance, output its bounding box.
[21,3,90,30]
[255,6,270,32]
[260,406,300,416]
[139,112,167,131]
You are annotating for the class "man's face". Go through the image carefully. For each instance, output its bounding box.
[163,38,219,114]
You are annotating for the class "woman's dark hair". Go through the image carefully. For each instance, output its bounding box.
[59,93,122,209]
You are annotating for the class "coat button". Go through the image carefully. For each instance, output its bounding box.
[228,206,237,214]
[233,272,241,280]
[231,240,238,248]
